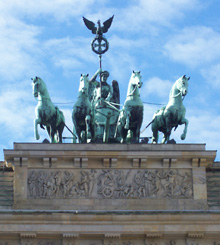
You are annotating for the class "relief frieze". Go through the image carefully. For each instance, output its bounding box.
[27,169,193,199]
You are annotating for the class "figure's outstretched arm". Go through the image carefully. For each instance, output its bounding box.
[89,68,102,83]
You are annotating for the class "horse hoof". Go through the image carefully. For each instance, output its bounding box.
[181,134,185,140]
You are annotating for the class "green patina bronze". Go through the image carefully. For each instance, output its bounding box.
[72,70,120,143]
[151,75,190,144]
[72,74,95,143]
[32,76,65,143]
[31,16,190,145]
[115,71,143,143]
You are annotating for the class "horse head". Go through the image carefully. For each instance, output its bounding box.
[176,75,190,97]
[32,76,46,98]
[79,74,89,95]
[131,71,142,88]
[127,71,142,97]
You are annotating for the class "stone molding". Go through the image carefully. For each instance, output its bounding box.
[20,232,37,238]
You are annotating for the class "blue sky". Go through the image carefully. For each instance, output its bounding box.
[0,0,220,161]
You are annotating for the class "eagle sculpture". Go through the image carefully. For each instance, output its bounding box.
[82,15,114,37]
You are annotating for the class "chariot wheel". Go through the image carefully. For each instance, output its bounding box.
[102,186,113,198]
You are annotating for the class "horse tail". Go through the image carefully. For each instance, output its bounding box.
[140,119,155,134]
[64,123,77,139]
[54,106,65,126]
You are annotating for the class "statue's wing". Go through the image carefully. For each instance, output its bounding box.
[102,15,114,33]
[82,17,97,34]
[112,80,120,109]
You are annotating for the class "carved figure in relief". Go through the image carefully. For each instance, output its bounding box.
[175,172,192,197]
[144,171,154,197]
[114,170,132,198]
[160,170,176,197]
[149,171,161,197]
[28,170,37,197]
[88,169,96,195]
[53,171,62,196]
[78,171,90,195]
[45,173,55,197]
[98,170,114,198]
[27,169,193,200]
[38,171,46,197]
[133,171,146,197]
[63,171,74,197]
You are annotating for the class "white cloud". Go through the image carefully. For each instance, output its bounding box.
[0,85,35,145]
[0,0,101,22]
[185,109,220,160]
[0,16,44,81]
[113,0,200,32]
[142,77,173,99]
[201,63,220,88]
[164,26,220,68]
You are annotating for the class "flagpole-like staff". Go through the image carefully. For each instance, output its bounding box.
[82,15,114,100]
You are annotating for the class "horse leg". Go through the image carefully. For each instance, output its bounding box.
[58,122,65,143]
[114,111,124,142]
[72,125,77,143]
[125,111,130,130]
[126,130,133,143]
[163,116,172,143]
[85,115,92,143]
[80,130,86,143]
[151,122,158,144]
[48,124,56,143]
[180,117,189,140]
[34,118,41,140]
[46,126,54,143]
[73,118,81,143]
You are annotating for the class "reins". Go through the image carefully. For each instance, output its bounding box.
[127,84,138,97]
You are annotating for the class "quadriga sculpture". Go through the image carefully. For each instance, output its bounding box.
[115,71,143,143]
[32,76,65,143]
[151,75,190,144]
[72,74,95,143]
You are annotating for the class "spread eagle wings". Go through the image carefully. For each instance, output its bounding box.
[82,15,114,34]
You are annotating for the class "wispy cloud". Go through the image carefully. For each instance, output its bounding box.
[113,0,200,33]
[0,16,43,81]
[142,77,173,100]
[0,0,101,21]
[0,84,35,140]
[201,63,220,88]
[164,26,220,68]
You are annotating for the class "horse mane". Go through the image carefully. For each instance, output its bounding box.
[126,72,141,97]
[126,73,135,97]
[36,77,51,100]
